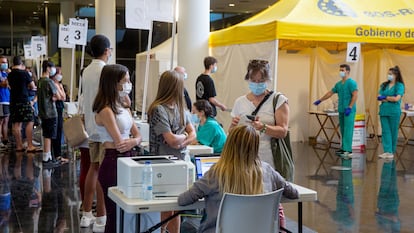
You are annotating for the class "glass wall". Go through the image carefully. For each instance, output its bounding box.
[0,1,253,72]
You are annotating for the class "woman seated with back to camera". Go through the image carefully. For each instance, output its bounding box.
[191,99,227,153]
[178,125,298,233]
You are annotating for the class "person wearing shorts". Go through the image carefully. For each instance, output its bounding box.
[8,56,37,152]
[0,56,10,148]
[79,34,113,231]
[38,60,61,166]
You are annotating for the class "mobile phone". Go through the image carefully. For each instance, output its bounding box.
[246,115,256,121]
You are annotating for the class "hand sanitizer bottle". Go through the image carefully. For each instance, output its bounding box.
[184,150,195,187]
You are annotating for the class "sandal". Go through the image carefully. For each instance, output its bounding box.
[27,147,43,153]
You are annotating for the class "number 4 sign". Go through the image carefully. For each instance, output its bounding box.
[68,18,88,46]
[346,43,361,63]
[59,24,75,49]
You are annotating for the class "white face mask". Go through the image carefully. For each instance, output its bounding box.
[119,82,132,97]
[183,73,188,80]
[55,74,63,82]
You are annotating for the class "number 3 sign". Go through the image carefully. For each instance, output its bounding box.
[346,43,361,63]
[68,18,88,46]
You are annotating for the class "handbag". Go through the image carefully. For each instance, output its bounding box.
[270,93,295,182]
[250,91,294,181]
[63,71,88,147]
[63,115,89,147]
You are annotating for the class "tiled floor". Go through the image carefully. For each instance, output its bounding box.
[0,139,413,233]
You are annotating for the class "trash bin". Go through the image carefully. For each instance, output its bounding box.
[352,114,366,152]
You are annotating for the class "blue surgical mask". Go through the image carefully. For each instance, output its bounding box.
[339,71,346,78]
[249,82,267,96]
[387,74,394,81]
[0,63,8,71]
[191,114,200,124]
[211,66,217,73]
[50,67,56,76]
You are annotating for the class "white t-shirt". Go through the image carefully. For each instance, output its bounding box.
[81,59,106,142]
[231,91,288,168]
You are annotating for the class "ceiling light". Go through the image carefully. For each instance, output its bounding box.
[229,3,235,7]
[44,1,49,3]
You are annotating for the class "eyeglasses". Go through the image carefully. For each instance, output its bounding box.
[249,59,269,66]
[248,59,269,71]
[248,59,269,70]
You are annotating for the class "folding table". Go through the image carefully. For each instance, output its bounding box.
[397,109,414,169]
[308,111,341,175]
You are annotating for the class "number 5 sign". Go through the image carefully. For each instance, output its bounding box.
[346,43,361,63]
[31,36,47,57]
[68,18,88,46]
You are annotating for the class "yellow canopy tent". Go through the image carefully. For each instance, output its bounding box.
[208,0,414,142]
[210,0,414,48]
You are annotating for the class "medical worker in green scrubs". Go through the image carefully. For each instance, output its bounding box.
[192,99,227,153]
[377,66,405,159]
[313,64,358,158]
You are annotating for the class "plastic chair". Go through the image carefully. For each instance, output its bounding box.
[215,188,284,233]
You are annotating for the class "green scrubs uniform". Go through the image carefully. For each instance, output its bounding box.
[378,82,404,154]
[196,117,227,153]
[332,78,358,152]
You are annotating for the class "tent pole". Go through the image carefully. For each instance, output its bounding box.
[141,21,153,121]
[273,39,279,91]
[170,0,177,70]
[70,47,75,102]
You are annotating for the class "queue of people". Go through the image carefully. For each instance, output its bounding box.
[0,32,407,233]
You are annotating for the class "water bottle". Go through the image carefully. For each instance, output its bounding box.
[184,150,195,187]
[142,161,153,200]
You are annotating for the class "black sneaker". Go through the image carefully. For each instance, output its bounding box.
[42,159,61,168]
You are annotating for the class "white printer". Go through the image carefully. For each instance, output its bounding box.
[117,156,191,198]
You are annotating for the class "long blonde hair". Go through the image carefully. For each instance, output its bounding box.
[147,70,185,125]
[210,125,263,194]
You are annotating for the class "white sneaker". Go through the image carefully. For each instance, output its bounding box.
[32,140,41,146]
[22,141,28,149]
[0,142,6,150]
[340,151,352,159]
[379,153,394,159]
[80,215,96,228]
[92,222,106,232]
